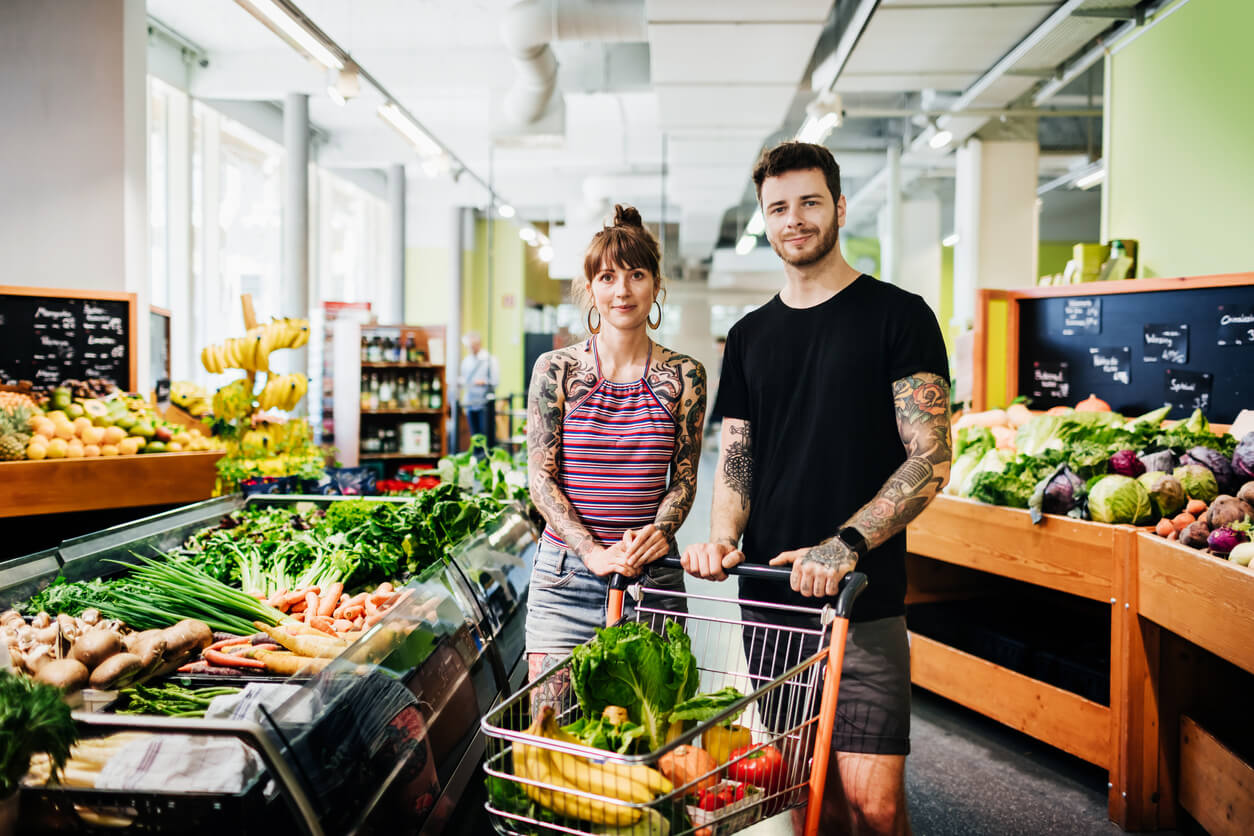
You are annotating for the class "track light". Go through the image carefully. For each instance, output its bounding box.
[236,0,342,70]
[735,234,757,256]
[1076,168,1105,189]
[498,204,516,219]
[538,245,554,263]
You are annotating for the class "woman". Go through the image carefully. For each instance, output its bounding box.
[525,204,707,692]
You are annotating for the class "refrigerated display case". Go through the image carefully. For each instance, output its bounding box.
[0,493,538,835]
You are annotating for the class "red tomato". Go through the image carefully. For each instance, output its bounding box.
[727,745,785,792]
[697,789,723,811]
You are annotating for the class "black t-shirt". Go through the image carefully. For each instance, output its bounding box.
[715,275,950,621]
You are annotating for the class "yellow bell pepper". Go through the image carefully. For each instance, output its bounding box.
[703,723,752,765]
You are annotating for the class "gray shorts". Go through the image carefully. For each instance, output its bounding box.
[525,540,687,657]
[742,609,911,756]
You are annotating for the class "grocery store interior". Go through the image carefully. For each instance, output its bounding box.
[1,0,1252,834]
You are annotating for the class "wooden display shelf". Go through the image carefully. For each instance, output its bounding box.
[909,495,1118,601]
[1178,715,1254,836]
[0,452,223,518]
[361,362,442,370]
[361,408,443,416]
[359,452,441,461]
[910,632,1111,767]
[1136,531,1254,677]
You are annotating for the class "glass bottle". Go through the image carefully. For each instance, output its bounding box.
[406,336,417,363]
[367,336,382,364]
[368,373,380,411]
[378,372,393,409]
[360,335,369,363]
[431,377,442,410]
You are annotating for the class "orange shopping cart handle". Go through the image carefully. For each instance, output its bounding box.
[654,558,868,620]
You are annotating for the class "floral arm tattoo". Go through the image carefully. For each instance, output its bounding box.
[653,358,707,544]
[797,373,952,574]
[527,353,598,559]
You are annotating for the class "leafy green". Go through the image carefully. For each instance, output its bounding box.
[954,427,995,459]
[570,620,698,753]
[1157,409,1237,457]
[0,670,78,795]
[668,686,747,724]
[562,715,646,754]
[1088,475,1155,525]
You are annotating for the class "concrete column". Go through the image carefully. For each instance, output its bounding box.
[894,195,943,317]
[167,89,193,382]
[881,144,903,285]
[447,206,470,454]
[953,137,1039,329]
[387,164,407,326]
[282,93,310,382]
[0,0,150,387]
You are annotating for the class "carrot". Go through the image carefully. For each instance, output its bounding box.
[265,588,289,608]
[292,611,305,622]
[365,599,379,618]
[364,612,384,627]
[279,589,309,608]
[256,649,332,676]
[1172,512,1196,532]
[305,591,319,616]
[376,582,393,595]
[389,588,414,609]
[207,637,250,652]
[318,583,343,617]
[1155,518,1175,537]
[308,615,336,635]
[205,648,268,669]
[339,605,364,621]
[290,601,307,614]
[254,622,347,658]
[369,590,394,605]
[1186,499,1208,516]
[332,619,353,633]
[352,617,364,630]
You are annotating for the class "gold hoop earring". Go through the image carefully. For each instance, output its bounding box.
[648,300,662,330]
[587,307,601,334]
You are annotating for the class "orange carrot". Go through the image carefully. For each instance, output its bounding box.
[305,591,319,617]
[352,616,364,630]
[308,615,336,635]
[292,611,305,622]
[376,582,393,594]
[340,604,364,621]
[364,612,384,627]
[279,589,309,608]
[205,648,267,669]
[290,601,307,614]
[1186,499,1208,516]
[318,583,343,617]
[265,588,289,608]
[332,619,353,633]
[207,637,250,652]
[369,591,394,605]
[365,599,379,618]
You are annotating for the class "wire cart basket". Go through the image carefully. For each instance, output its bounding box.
[482,558,867,836]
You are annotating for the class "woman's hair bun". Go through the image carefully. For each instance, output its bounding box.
[613,204,643,229]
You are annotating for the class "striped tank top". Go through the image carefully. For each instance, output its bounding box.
[543,338,677,549]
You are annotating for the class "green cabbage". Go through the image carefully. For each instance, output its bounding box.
[1087,475,1155,524]
[1137,472,1186,517]
[1173,464,1219,504]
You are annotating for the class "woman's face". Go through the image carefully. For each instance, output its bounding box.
[587,262,656,332]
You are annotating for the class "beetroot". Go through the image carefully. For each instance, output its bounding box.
[1207,527,1249,555]
[1109,450,1146,478]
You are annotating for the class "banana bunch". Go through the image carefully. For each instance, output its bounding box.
[170,380,211,417]
[258,372,308,412]
[513,706,672,827]
[199,318,310,375]
[212,378,255,421]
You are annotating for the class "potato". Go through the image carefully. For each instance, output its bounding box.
[1180,520,1211,549]
[36,658,90,693]
[123,629,164,654]
[1238,482,1254,506]
[162,619,213,657]
[70,629,124,670]
[89,652,144,690]
[1206,495,1254,530]
[130,633,167,670]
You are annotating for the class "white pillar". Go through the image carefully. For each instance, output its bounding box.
[387,164,407,325]
[447,206,470,453]
[897,196,943,317]
[953,137,1039,329]
[882,144,903,285]
[283,93,310,381]
[0,0,149,388]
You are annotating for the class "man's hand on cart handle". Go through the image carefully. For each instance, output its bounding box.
[769,540,857,598]
[681,541,746,581]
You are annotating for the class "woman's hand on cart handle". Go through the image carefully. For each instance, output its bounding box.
[678,543,746,581]
[585,541,639,578]
[621,525,669,568]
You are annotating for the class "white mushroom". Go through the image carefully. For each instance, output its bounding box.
[31,611,51,629]
[80,609,101,626]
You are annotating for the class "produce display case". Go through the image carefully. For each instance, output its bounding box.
[0,493,539,835]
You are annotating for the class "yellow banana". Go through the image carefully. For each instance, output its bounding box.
[550,724,673,797]
[292,319,310,348]
[547,748,654,805]
[253,334,269,373]
[516,738,641,827]
[200,347,213,374]
[209,344,225,374]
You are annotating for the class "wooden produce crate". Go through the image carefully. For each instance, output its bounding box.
[0,452,223,518]
[1135,531,1254,677]
[908,494,1119,601]
[1178,716,1254,836]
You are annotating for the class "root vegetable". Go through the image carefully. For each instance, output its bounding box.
[1180,520,1211,549]
[1206,495,1254,530]
[89,652,144,690]
[1172,512,1196,532]
[123,629,165,654]
[69,629,123,670]
[658,745,719,794]
[255,649,332,676]
[318,583,343,617]
[255,622,347,658]
[162,619,213,657]
[31,612,51,629]
[36,658,90,692]
[1155,518,1175,537]
[1238,482,1254,506]
[203,648,267,669]
[131,633,168,670]
[1185,499,1208,516]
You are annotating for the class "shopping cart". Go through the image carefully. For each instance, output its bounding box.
[482,557,867,836]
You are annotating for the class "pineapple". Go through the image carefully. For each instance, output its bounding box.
[0,405,33,460]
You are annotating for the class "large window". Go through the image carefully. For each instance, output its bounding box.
[317,170,387,309]
[148,79,171,310]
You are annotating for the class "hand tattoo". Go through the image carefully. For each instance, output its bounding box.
[799,536,858,575]
[723,421,753,510]
[848,372,952,548]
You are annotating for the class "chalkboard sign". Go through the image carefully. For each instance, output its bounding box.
[1015,279,1254,422]
[1143,324,1188,364]
[1030,360,1070,401]
[1062,298,1101,336]
[0,287,135,390]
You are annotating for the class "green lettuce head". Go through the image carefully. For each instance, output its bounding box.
[1087,474,1155,525]
[1173,464,1219,504]
[1137,472,1186,517]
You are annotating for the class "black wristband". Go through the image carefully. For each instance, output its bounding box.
[836,526,868,560]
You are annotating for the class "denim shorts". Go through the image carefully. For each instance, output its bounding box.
[525,540,687,657]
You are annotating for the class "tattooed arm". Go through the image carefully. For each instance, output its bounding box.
[680,417,754,581]
[527,352,633,575]
[624,356,708,567]
[770,372,952,597]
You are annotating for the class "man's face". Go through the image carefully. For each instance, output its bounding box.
[467,336,482,354]
[759,168,845,267]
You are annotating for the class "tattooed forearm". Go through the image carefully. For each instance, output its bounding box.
[527,353,599,558]
[722,421,753,510]
[528,653,572,715]
[709,418,753,548]
[848,372,952,549]
[653,358,707,541]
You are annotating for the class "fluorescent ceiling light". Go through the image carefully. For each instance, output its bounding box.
[538,245,554,263]
[327,85,345,106]
[1076,168,1105,190]
[238,0,343,70]
[735,234,757,256]
[745,209,765,237]
[378,103,442,158]
[497,204,516,219]
[942,233,959,247]
[420,154,451,178]
[929,129,953,150]
[795,111,841,144]
[520,227,538,244]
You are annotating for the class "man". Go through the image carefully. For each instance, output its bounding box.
[458,331,499,442]
[683,141,951,836]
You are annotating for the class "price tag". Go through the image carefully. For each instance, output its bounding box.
[1164,369,1212,415]
[1089,346,1131,384]
[1030,360,1070,402]
[1142,323,1188,364]
[1062,298,1101,336]
[1216,304,1254,346]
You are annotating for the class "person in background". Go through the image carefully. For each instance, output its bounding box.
[458,331,498,442]
[525,204,707,706]
[683,142,951,836]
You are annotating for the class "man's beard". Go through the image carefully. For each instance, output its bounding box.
[772,222,839,267]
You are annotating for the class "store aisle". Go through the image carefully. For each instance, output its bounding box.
[673,452,1176,836]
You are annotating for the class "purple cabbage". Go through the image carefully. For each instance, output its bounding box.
[1182,446,1238,494]
[1234,431,1254,481]
[1109,450,1146,478]
[1207,526,1249,555]
[1138,448,1178,474]
[1029,464,1087,524]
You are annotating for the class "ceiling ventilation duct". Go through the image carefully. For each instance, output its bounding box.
[501,0,647,125]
